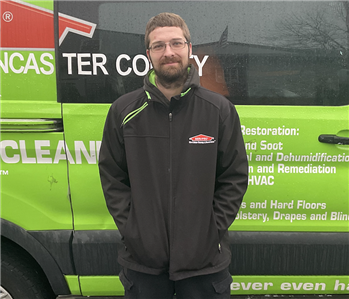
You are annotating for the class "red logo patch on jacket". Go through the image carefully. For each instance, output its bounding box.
[189,134,216,144]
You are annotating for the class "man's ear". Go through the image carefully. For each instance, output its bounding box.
[188,43,192,57]
[146,49,151,62]
[147,50,153,69]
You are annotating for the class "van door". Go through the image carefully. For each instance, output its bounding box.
[0,1,74,296]
[0,0,72,232]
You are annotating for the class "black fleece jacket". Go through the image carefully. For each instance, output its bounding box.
[99,65,248,280]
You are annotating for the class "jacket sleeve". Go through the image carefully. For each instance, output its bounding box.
[214,104,248,241]
[98,103,130,236]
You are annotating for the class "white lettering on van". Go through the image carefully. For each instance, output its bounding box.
[63,53,109,75]
[10,53,25,73]
[192,55,208,76]
[92,54,108,75]
[96,141,102,162]
[35,140,52,163]
[248,175,274,185]
[40,53,55,75]
[115,54,150,77]
[20,140,36,163]
[0,140,20,163]
[116,54,132,76]
[75,141,96,164]
[0,52,9,73]
[0,52,54,75]
[230,281,273,291]
[62,53,76,75]
[3,11,13,22]
[132,54,149,76]
[0,140,101,165]
[115,54,150,76]
[63,53,209,77]
[24,53,40,74]
[54,140,75,164]
[334,280,349,291]
[78,53,92,75]
[280,282,326,291]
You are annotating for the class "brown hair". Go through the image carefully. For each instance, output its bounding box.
[145,12,191,49]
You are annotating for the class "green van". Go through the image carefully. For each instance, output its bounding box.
[1,0,348,298]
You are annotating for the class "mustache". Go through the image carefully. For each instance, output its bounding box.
[160,58,181,64]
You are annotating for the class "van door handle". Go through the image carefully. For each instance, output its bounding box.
[318,134,349,145]
[0,119,63,133]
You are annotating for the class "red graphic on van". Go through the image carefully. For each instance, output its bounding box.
[0,0,96,49]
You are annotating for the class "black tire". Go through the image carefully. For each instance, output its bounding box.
[1,241,55,299]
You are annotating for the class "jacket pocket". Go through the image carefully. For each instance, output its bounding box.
[211,207,222,249]
[212,272,233,294]
[122,206,169,269]
[119,268,134,291]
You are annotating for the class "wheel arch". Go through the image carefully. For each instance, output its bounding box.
[1,218,71,295]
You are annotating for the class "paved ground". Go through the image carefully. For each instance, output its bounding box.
[57,295,349,299]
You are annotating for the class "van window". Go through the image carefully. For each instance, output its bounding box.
[57,1,349,106]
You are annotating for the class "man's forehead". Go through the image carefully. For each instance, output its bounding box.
[152,38,183,44]
[149,26,185,42]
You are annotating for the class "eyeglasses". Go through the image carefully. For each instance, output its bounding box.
[148,39,189,53]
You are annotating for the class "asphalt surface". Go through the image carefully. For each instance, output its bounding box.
[57,295,349,299]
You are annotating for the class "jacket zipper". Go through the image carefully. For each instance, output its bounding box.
[168,111,173,271]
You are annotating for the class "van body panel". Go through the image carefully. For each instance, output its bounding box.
[67,275,349,297]
[235,105,349,232]
[61,104,114,230]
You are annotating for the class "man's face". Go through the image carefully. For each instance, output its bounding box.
[147,26,192,85]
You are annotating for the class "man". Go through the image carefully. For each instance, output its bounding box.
[99,12,248,299]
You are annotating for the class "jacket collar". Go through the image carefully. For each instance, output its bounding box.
[143,64,200,106]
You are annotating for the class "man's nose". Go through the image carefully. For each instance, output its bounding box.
[163,44,175,56]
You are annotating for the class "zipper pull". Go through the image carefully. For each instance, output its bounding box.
[218,243,222,253]
[169,112,173,122]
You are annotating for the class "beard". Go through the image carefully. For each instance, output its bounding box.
[152,57,189,88]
